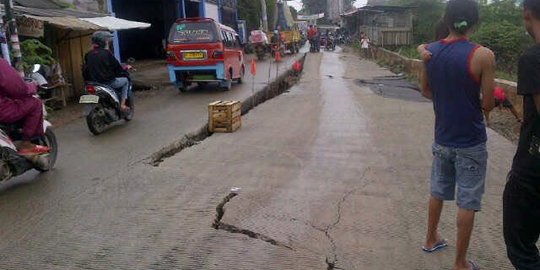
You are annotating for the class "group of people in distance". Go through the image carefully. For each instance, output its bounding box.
[417,0,540,269]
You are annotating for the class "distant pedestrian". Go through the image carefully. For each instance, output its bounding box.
[419,1,496,270]
[503,0,540,269]
[484,86,522,125]
[360,34,371,59]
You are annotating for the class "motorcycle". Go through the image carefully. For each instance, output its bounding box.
[0,98,58,182]
[249,30,269,61]
[325,37,336,51]
[253,43,267,61]
[270,42,286,58]
[79,68,135,135]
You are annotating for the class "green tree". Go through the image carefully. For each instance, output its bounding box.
[238,0,277,31]
[472,0,531,75]
[473,21,529,75]
[391,0,446,43]
[301,0,326,14]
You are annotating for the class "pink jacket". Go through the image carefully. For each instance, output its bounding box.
[0,59,37,101]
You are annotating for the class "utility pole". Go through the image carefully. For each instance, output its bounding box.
[3,0,23,74]
[260,0,268,32]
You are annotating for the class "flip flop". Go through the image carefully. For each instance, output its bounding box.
[18,145,50,155]
[421,238,448,253]
[468,260,480,270]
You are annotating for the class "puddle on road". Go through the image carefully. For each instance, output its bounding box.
[355,76,429,103]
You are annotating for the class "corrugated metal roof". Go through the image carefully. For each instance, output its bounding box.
[14,0,62,9]
[81,17,151,31]
[2,4,151,32]
[13,5,107,18]
[22,14,103,31]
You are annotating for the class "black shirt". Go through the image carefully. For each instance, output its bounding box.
[512,44,540,183]
[83,48,124,84]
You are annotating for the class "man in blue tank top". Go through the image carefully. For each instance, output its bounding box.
[419,1,496,269]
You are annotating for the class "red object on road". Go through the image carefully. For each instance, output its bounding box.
[250,58,256,76]
[293,61,302,72]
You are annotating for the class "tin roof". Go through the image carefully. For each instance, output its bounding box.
[2,4,151,32]
[12,5,107,18]
[13,0,63,9]
[81,17,151,31]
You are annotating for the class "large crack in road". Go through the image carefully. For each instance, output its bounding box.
[212,192,294,250]
[318,167,371,270]
[148,55,306,167]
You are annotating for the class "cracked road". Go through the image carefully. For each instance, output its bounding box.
[0,49,515,269]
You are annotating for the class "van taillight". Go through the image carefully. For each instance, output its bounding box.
[86,85,96,94]
[167,51,178,61]
[213,51,224,60]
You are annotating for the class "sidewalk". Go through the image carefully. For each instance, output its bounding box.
[148,50,515,269]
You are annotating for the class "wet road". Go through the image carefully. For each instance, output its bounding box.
[0,49,516,269]
[0,53,301,267]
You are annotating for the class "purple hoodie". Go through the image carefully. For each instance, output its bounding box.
[0,59,37,100]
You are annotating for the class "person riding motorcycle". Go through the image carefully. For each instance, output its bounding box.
[0,59,49,155]
[83,31,130,111]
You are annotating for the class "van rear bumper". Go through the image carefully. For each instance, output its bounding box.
[167,63,226,86]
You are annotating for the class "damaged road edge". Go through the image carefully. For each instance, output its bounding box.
[149,54,307,166]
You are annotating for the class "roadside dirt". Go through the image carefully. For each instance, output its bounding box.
[489,109,521,144]
[345,46,522,145]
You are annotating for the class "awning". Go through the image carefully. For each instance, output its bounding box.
[22,14,103,31]
[1,4,151,32]
[81,16,151,31]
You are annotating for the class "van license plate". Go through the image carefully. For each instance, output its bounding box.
[79,95,99,104]
[183,52,205,60]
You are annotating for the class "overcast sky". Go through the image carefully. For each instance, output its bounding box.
[288,0,368,11]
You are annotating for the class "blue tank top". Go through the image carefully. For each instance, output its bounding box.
[426,39,486,148]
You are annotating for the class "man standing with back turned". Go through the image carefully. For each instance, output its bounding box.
[503,1,540,269]
[419,1,496,269]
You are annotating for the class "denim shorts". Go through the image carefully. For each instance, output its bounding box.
[431,142,488,211]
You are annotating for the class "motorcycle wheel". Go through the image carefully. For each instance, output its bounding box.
[35,128,58,172]
[86,106,107,135]
[124,95,135,121]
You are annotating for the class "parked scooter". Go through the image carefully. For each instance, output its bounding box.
[0,98,58,182]
[80,67,135,135]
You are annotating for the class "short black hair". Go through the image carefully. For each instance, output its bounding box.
[443,0,480,35]
[435,20,450,40]
[524,0,540,19]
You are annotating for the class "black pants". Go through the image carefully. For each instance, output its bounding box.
[503,172,540,270]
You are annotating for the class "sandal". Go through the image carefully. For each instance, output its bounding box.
[422,238,448,253]
[18,145,50,155]
[468,260,480,270]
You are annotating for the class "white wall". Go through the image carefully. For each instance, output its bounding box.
[205,3,220,22]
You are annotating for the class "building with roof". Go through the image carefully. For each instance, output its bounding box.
[89,0,238,61]
[342,3,413,46]
[1,0,150,100]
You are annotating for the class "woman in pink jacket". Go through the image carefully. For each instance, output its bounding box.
[0,59,49,154]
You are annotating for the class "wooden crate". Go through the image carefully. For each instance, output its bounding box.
[208,101,242,133]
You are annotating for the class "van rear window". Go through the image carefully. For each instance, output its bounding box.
[168,22,218,44]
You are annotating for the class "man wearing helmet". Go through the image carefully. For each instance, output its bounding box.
[83,31,130,111]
